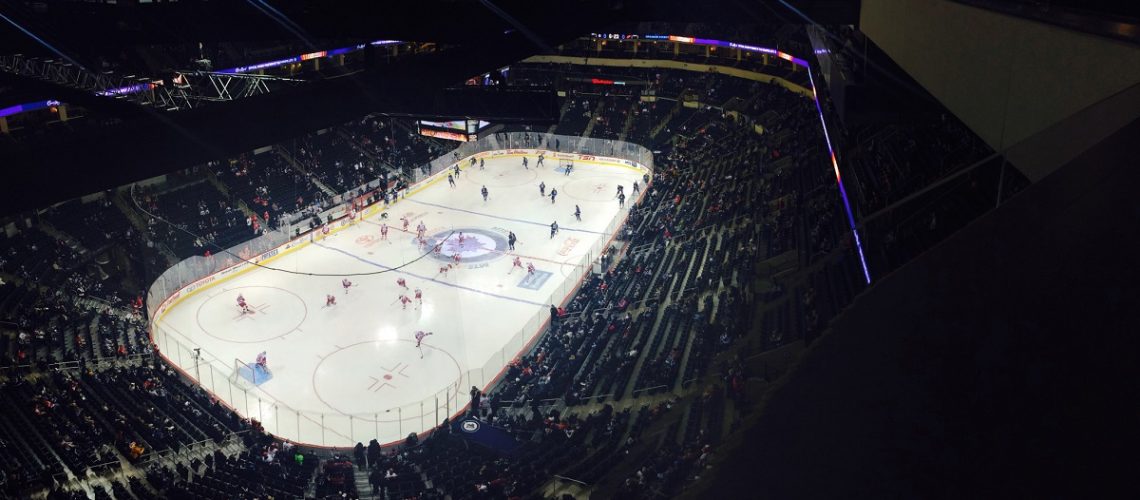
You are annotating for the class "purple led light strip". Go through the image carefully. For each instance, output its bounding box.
[806,68,872,284]
[0,99,60,118]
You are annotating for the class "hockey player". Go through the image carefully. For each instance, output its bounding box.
[326,294,337,307]
[414,287,423,305]
[564,161,573,176]
[453,164,461,178]
[479,158,485,170]
[522,156,529,170]
[527,262,536,275]
[574,205,582,222]
[615,184,624,198]
[550,221,559,239]
[536,152,545,167]
[417,221,427,240]
[398,294,412,310]
[619,192,626,208]
[632,181,640,195]
[507,231,517,251]
[438,264,452,277]
[550,188,558,204]
[415,330,433,358]
[380,223,389,240]
[457,232,466,245]
[256,351,268,369]
[452,253,462,266]
[396,277,408,289]
[510,255,523,274]
[342,278,353,293]
[539,181,546,197]
[237,294,251,314]
[401,216,410,232]
[448,173,456,188]
[481,185,489,202]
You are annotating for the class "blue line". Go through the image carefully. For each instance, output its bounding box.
[405,199,608,235]
[312,242,547,307]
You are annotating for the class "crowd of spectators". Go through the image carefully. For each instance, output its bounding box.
[342,115,453,179]
[213,153,328,231]
[136,174,256,259]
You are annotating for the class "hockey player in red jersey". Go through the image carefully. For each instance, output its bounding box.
[414,287,423,305]
[510,255,523,274]
[527,262,536,275]
[380,223,389,240]
[401,216,410,232]
[236,294,250,314]
[398,295,412,310]
[416,221,427,240]
[326,294,337,307]
[342,278,353,293]
[452,253,462,266]
[396,277,408,289]
[438,264,452,277]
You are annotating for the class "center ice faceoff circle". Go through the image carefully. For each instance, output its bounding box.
[421,228,508,264]
[312,340,463,419]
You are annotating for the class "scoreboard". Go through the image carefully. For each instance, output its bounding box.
[417,119,490,142]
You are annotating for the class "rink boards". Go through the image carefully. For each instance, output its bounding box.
[149,147,648,447]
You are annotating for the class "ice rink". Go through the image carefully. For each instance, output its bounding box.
[152,153,646,446]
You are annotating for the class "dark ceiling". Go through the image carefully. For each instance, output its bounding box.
[0,0,860,213]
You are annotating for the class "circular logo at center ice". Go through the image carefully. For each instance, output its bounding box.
[423,228,507,264]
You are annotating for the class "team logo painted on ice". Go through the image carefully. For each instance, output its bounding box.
[423,228,508,264]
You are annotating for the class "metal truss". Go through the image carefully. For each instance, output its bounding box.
[0,54,304,111]
[178,71,303,106]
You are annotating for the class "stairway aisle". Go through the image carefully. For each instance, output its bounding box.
[354,467,376,498]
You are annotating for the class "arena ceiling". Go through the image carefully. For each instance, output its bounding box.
[0,0,857,216]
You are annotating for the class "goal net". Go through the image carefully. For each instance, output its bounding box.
[557,158,574,174]
[232,358,272,387]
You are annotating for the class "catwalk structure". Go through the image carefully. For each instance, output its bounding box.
[150,149,648,446]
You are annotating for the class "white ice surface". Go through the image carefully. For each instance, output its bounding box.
[154,155,645,446]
